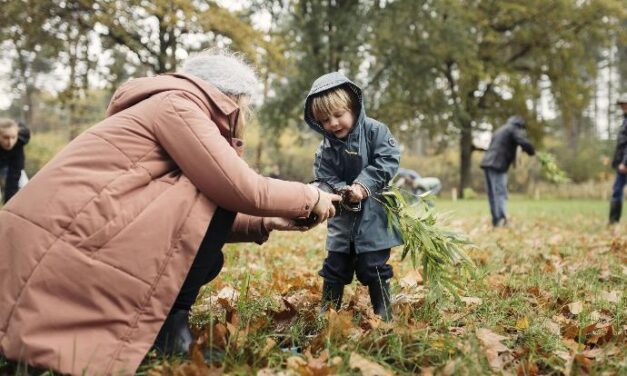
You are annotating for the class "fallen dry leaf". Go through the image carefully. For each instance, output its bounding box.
[460,296,482,306]
[515,317,529,331]
[349,352,393,376]
[400,269,423,288]
[601,290,620,304]
[567,301,583,315]
[542,319,561,335]
[475,328,509,370]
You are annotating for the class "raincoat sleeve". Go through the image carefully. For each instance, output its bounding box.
[153,92,318,217]
[513,127,535,156]
[354,124,400,196]
[313,141,346,190]
[227,213,270,245]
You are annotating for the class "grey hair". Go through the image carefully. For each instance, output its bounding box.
[180,49,260,99]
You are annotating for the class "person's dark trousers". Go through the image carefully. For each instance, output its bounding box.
[153,208,236,356]
[609,172,626,224]
[484,168,508,226]
[319,244,393,320]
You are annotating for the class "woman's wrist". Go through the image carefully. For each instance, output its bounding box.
[309,185,321,211]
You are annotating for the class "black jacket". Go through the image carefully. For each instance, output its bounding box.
[611,115,627,169]
[0,123,30,203]
[480,116,535,173]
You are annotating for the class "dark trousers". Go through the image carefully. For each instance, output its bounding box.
[484,168,508,226]
[173,208,236,311]
[319,244,393,285]
[611,171,627,203]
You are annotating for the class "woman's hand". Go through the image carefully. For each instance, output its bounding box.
[311,189,342,225]
[264,217,308,232]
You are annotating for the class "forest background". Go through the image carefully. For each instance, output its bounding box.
[1,0,626,199]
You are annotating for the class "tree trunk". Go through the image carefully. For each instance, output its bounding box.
[458,120,473,199]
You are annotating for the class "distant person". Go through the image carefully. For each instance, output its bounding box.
[395,167,442,196]
[0,119,30,203]
[305,72,403,321]
[480,115,535,227]
[609,93,627,224]
[0,50,341,375]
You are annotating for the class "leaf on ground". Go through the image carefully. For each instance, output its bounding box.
[600,290,620,304]
[475,328,509,370]
[257,368,293,376]
[327,309,355,340]
[573,354,593,374]
[292,350,341,376]
[440,359,459,376]
[286,356,308,375]
[542,319,561,335]
[460,296,482,306]
[270,297,298,321]
[348,352,393,376]
[515,360,539,376]
[515,317,529,331]
[400,269,423,288]
[567,301,583,315]
[216,286,240,309]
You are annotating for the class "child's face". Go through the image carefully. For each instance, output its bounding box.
[318,107,355,139]
[0,126,19,151]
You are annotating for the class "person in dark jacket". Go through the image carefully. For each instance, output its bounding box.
[480,115,535,227]
[0,119,30,203]
[609,93,627,224]
[305,72,403,321]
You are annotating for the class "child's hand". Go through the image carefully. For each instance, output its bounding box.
[346,183,368,203]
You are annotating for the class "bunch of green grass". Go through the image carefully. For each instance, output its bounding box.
[378,187,475,301]
[537,152,571,184]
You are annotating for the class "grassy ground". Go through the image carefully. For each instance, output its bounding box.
[142,198,625,375]
[2,199,625,375]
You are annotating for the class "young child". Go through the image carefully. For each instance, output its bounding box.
[304,72,402,321]
[0,118,30,203]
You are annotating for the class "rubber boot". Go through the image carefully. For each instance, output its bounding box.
[153,309,194,356]
[609,201,622,224]
[320,281,344,312]
[368,280,392,322]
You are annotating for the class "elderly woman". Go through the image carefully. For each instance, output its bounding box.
[0,50,340,375]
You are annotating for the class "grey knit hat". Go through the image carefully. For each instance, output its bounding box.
[180,49,260,98]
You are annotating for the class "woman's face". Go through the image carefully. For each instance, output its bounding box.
[231,95,250,139]
[0,126,19,151]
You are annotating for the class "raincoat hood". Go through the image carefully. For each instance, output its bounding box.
[507,115,526,129]
[304,72,365,139]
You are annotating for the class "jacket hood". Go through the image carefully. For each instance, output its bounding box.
[106,73,241,134]
[304,72,365,139]
[507,115,526,128]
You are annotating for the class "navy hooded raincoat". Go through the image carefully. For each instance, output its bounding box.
[304,72,403,254]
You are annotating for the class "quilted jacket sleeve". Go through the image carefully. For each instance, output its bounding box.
[152,92,318,217]
[227,213,270,244]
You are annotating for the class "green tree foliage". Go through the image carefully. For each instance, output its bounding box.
[367,0,625,196]
[78,0,265,73]
[0,0,64,126]
[260,0,372,131]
